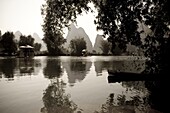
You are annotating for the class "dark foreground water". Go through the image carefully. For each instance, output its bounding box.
[0,56,164,113]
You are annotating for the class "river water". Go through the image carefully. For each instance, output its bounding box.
[0,56,163,113]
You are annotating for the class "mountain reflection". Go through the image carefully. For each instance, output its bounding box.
[41,79,78,113]
[43,58,63,79]
[62,59,92,86]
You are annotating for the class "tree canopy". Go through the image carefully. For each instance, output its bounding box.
[0,31,17,55]
[100,39,111,55]
[69,37,87,56]
[19,35,34,46]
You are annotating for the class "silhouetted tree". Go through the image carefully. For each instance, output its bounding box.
[19,35,34,46]
[69,37,86,56]
[34,43,42,52]
[0,31,17,55]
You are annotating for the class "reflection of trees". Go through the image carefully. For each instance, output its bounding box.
[104,80,163,113]
[0,58,16,79]
[95,93,151,113]
[95,59,145,76]
[0,58,42,79]
[110,60,145,73]
[122,81,147,92]
[94,61,112,76]
[98,80,165,113]
[41,79,77,113]
[19,58,34,76]
[43,59,63,79]
[62,59,91,86]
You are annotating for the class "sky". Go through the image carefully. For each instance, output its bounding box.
[0,0,103,45]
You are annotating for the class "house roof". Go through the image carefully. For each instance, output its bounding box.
[20,45,33,49]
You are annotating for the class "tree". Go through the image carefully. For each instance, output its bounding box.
[0,31,17,55]
[100,39,111,55]
[34,43,42,52]
[41,0,74,55]
[19,35,34,46]
[69,37,87,56]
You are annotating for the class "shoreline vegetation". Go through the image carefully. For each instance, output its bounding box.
[0,52,145,57]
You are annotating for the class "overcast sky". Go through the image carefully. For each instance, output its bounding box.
[0,0,102,45]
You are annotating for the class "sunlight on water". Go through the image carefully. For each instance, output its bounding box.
[0,56,162,113]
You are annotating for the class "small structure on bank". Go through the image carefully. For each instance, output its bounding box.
[82,49,87,56]
[19,45,34,58]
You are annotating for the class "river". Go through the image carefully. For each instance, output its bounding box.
[0,56,163,113]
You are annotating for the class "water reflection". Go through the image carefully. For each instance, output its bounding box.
[0,58,16,79]
[0,57,42,80]
[94,61,111,76]
[62,59,92,86]
[96,93,150,113]
[41,79,78,113]
[0,56,164,113]
[96,81,163,113]
[19,58,34,76]
[95,60,145,76]
[43,58,63,79]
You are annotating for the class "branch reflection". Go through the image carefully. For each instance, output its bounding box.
[41,79,78,113]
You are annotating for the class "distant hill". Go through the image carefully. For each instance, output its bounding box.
[64,23,93,53]
[32,33,47,51]
[14,31,22,42]
[93,34,104,54]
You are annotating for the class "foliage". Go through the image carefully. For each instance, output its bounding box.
[69,37,86,56]
[100,39,111,55]
[0,31,17,55]
[34,43,42,52]
[93,0,144,53]
[140,0,170,74]
[94,0,170,74]
[41,0,91,30]
[19,35,34,46]
[41,0,81,55]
